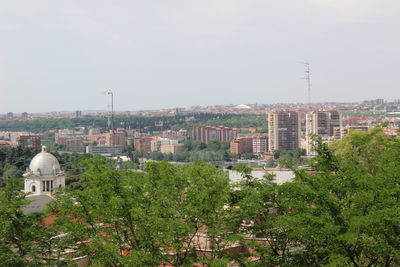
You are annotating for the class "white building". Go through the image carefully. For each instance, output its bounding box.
[23,146,65,196]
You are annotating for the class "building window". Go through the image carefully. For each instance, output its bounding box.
[32,185,36,192]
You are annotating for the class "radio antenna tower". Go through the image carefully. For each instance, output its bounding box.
[303,61,311,109]
[104,90,115,145]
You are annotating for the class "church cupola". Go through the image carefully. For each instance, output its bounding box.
[23,146,65,196]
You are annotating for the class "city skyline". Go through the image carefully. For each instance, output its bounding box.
[0,97,394,115]
[1,0,400,113]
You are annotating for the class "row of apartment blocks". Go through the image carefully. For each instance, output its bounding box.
[0,135,43,150]
[228,110,370,156]
[193,114,343,155]
[134,137,185,154]
[54,127,189,152]
[192,126,238,143]
[55,129,128,152]
[0,112,29,121]
[268,110,373,155]
[269,110,342,155]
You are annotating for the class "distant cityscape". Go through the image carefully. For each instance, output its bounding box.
[1,98,399,161]
[2,98,399,120]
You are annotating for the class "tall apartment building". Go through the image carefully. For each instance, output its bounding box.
[230,137,253,154]
[192,126,237,143]
[306,110,341,155]
[17,135,41,150]
[252,136,268,154]
[6,112,13,120]
[21,112,28,120]
[268,111,300,152]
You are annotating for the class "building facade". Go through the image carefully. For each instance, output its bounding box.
[252,136,268,154]
[333,126,369,139]
[268,111,300,152]
[160,143,186,154]
[230,137,253,154]
[134,137,154,153]
[86,145,123,156]
[17,135,41,150]
[105,131,126,147]
[21,112,29,120]
[65,139,84,152]
[6,112,13,120]
[192,126,237,143]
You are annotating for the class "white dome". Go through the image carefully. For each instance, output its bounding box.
[28,146,61,176]
[235,104,251,109]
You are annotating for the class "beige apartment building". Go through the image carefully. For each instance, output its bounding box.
[268,111,300,152]
[192,126,237,143]
[252,136,268,154]
[160,143,186,154]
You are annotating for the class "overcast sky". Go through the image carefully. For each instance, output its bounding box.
[1,0,399,113]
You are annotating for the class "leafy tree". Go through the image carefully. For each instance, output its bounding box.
[274,149,307,168]
[0,178,66,266]
[238,127,400,266]
[0,147,38,185]
[52,159,241,266]
[2,164,19,179]
[0,113,266,133]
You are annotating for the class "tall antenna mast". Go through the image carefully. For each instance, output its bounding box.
[304,61,311,109]
[105,90,115,145]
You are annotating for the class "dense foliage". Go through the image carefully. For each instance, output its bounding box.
[0,113,266,132]
[133,140,232,163]
[0,147,92,189]
[273,148,307,167]
[0,147,38,185]
[0,128,399,266]
[0,178,62,266]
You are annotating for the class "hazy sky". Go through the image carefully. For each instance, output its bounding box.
[1,0,400,113]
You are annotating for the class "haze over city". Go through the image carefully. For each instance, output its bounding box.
[1,0,400,113]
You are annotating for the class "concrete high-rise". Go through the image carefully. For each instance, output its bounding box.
[268,111,300,152]
[21,112,28,120]
[6,112,13,120]
[306,110,341,155]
